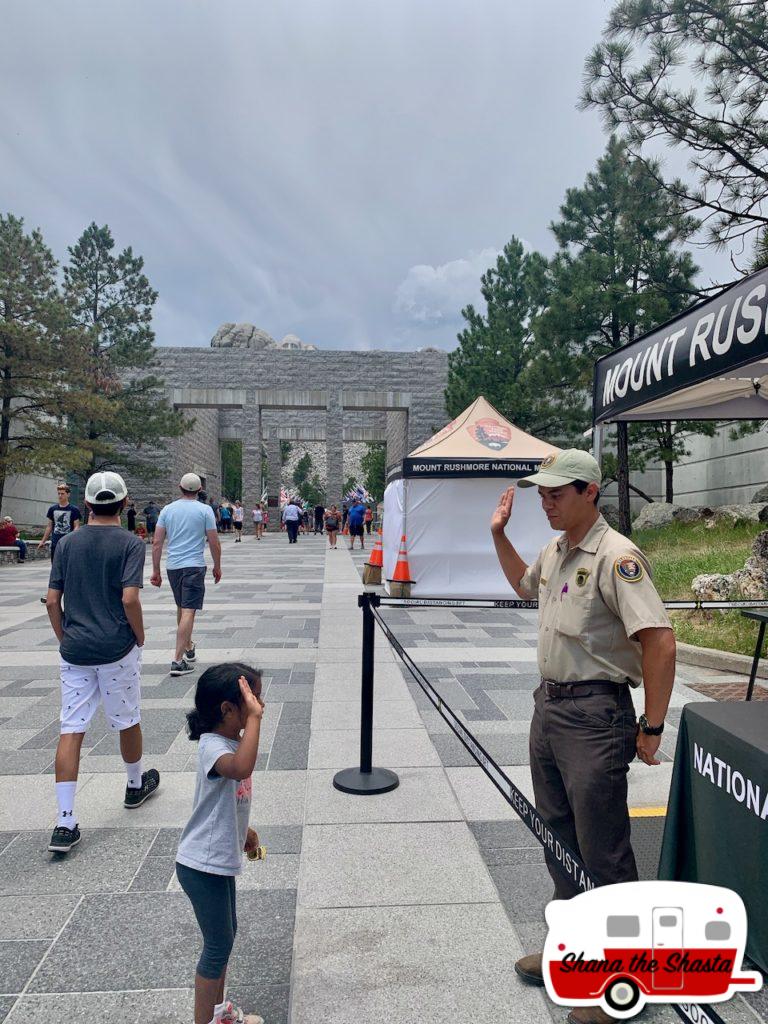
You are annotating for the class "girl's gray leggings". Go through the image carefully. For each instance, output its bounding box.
[176,862,237,979]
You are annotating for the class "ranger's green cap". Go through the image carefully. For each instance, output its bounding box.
[517,449,601,489]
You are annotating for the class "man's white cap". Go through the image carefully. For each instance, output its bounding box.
[85,471,128,505]
[180,472,203,492]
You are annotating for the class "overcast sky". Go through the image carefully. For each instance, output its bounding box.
[2,1,732,352]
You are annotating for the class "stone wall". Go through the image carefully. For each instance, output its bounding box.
[600,421,768,513]
[152,346,448,503]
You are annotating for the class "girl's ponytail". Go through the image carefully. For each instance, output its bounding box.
[186,708,205,741]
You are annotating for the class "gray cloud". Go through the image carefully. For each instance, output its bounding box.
[1,0,732,353]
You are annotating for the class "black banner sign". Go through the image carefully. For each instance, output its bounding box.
[402,457,541,478]
[593,267,768,424]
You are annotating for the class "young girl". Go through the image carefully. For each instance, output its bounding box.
[251,504,264,540]
[176,663,266,1024]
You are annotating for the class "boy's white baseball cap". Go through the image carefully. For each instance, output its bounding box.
[180,472,203,492]
[85,471,128,505]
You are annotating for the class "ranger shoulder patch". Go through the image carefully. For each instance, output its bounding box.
[615,554,644,583]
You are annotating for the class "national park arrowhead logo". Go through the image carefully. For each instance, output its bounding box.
[467,417,511,451]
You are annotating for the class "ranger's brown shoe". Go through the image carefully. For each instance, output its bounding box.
[514,952,544,986]
[567,1006,621,1024]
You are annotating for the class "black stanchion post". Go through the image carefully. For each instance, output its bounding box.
[332,593,400,795]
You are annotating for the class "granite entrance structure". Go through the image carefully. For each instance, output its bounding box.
[146,335,448,521]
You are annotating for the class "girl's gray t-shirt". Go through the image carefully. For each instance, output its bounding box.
[176,733,252,876]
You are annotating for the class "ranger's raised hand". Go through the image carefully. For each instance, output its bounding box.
[491,486,515,535]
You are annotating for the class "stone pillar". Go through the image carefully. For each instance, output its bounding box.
[265,436,281,530]
[326,391,344,506]
[241,402,262,531]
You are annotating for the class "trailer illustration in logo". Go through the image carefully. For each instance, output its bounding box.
[543,881,761,1018]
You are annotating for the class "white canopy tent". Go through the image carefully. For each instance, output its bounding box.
[593,266,768,431]
[383,397,560,598]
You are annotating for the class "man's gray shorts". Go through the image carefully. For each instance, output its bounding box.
[167,567,206,610]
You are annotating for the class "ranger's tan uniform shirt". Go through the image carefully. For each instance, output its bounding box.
[518,515,671,686]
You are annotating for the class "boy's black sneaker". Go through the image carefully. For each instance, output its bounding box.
[170,659,194,676]
[124,769,161,809]
[184,644,196,663]
[48,824,81,854]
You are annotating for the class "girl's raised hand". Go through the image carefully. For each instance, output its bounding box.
[238,676,265,720]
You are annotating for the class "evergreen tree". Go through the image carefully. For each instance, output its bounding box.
[533,138,703,530]
[445,238,550,430]
[63,222,187,483]
[0,215,95,514]
[582,0,768,253]
[221,439,242,499]
[361,442,386,501]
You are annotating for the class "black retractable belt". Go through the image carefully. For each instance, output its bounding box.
[336,593,732,1024]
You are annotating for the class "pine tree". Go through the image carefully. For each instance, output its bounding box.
[0,215,95,514]
[533,138,703,531]
[63,222,187,483]
[445,238,550,431]
[361,442,386,501]
[582,0,768,253]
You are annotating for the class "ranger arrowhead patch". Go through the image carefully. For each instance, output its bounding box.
[615,555,644,583]
[575,568,591,588]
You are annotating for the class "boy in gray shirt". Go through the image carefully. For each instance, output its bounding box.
[45,471,161,854]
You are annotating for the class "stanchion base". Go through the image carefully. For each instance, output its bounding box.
[333,766,400,795]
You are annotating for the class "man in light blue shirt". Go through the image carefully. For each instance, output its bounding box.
[151,473,221,676]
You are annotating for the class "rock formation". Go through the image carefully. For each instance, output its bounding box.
[210,324,316,351]
[692,530,768,601]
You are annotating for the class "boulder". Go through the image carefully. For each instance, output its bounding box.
[632,503,706,529]
[210,323,277,349]
[599,503,620,529]
[752,485,768,503]
[692,530,768,601]
[710,504,768,525]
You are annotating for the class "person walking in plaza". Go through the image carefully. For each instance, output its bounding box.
[363,504,373,535]
[324,504,339,549]
[151,473,222,677]
[491,450,675,1024]
[251,503,264,540]
[143,499,160,543]
[232,500,244,542]
[282,497,301,543]
[341,501,349,533]
[38,483,81,601]
[0,516,27,562]
[313,502,325,535]
[44,471,160,854]
[347,497,367,550]
[219,502,232,534]
[126,499,137,533]
[176,662,265,1024]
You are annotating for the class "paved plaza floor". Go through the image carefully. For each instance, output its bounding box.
[0,533,765,1024]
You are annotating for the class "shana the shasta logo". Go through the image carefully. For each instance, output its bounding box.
[543,881,761,1018]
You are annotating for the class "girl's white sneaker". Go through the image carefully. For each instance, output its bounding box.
[218,1001,264,1024]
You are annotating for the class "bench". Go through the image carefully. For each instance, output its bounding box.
[0,542,50,565]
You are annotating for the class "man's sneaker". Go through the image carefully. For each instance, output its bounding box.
[124,769,161,809]
[48,824,81,854]
[184,644,196,663]
[170,659,194,676]
[218,1001,264,1024]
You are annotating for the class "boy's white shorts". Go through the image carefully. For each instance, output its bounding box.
[60,644,143,734]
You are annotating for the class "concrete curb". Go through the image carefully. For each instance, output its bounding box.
[677,640,768,679]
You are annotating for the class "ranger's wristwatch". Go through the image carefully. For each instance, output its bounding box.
[638,714,664,736]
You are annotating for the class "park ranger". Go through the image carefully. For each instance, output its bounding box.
[491,449,676,1024]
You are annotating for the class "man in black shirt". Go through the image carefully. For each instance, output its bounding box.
[45,471,160,854]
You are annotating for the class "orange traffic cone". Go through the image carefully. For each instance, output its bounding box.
[363,530,383,585]
[388,534,414,597]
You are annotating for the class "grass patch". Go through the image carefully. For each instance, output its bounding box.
[633,520,766,656]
